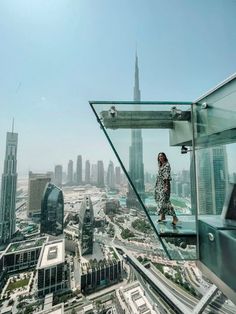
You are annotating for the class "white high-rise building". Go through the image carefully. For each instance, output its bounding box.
[115,166,121,186]
[91,164,97,185]
[0,131,18,243]
[85,160,90,184]
[54,165,63,187]
[107,161,115,189]
[76,155,82,185]
[67,160,73,185]
[97,160,105,188]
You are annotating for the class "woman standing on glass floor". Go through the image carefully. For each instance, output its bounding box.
[154,152,178,225]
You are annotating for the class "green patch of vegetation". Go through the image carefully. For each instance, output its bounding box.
[153,263,197,297]
[153,262,164,273]
[22,300,42,314]
[107,224,115,237]
[137,256,150,264]
[132,219,151,233]
[121,228,135,239]
[6,278,30,292]
[109,248,118,259]
[54,290,77,305]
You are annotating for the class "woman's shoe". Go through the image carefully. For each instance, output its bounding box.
[172,216,178,226]
[158,214,166,222]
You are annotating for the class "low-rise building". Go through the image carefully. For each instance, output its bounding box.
[3,237,47,272]
[116,281,158,314]
[80,244,122,293]
[104,199,120,214]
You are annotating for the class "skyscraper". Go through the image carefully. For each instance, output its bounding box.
[126,54,145,208]
[97,160,105,188]
[91,163,97,185]
[79,195,94,256]
[0,131,18,244]
[107,161,115,190]
[40,183,64,236]
[27,172,51,217]
[115,166,121,186]
[54,165,63,187]
[76,155,82,185]
[67,160,73,185]
[197,146,228,215]
[85,160,90,184]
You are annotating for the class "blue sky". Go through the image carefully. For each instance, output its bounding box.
[0,0,236,176]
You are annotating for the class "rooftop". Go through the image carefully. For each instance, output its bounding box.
[120,282,156,314]
[37,239,65,269]
[80,242,121,273]
[36,303,64,314]
[5,237,47,254]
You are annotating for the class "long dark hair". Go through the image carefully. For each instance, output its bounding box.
[157,152,168,167]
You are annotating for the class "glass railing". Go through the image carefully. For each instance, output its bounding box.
[90,101,197,260]
[193,79,236,298]
[193,98,236,217]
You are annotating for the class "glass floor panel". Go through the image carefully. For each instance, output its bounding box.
[152,215,196,236]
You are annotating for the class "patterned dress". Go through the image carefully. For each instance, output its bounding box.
[154,162,176,217]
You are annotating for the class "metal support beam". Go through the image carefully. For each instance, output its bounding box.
[193,284,218,314]
[100,110,191,129]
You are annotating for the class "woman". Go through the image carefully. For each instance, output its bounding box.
[154,152,178,225]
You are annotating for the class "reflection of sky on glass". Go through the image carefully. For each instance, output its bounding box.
[0,0,236,176]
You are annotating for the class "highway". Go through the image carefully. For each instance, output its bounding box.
[138,256,236,314]
[109,241,236,314]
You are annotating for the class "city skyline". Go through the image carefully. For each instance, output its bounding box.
[1,0,236,176]
[0,2,236,311]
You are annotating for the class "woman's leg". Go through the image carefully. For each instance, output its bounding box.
[164,202,178,225]
[157,207,166,221]
[169,206,178,225]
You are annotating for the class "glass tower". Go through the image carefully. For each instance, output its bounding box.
[107,161,115,189]
[40,183,64,236]
[115,166,121,185]
[79,195,94,255]
[97,160,105,188]
[197,146,228,215]
[54,165,63,187]
[85,160,90,184]
[76,155,82,185]
[0,132,18,244]
[67,159,73,185]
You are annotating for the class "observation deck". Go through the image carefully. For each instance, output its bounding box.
[90,73,236,305]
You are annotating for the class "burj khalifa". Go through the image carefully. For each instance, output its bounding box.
[126,54,145,208]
